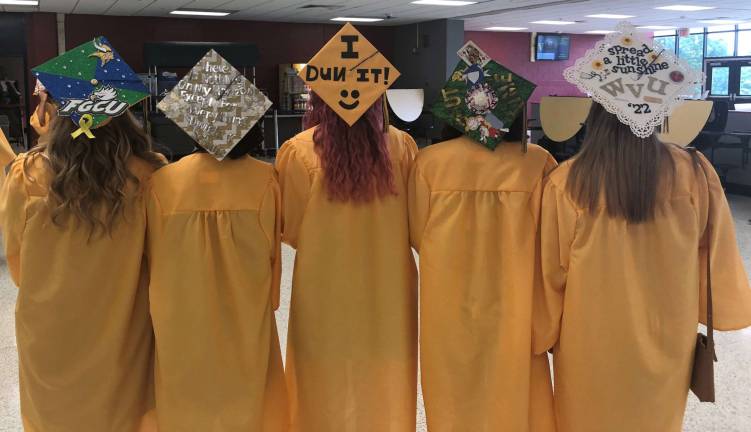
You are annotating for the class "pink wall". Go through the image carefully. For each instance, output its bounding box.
[465,31,603,104]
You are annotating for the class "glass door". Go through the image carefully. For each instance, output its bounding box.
[705,58,751,108]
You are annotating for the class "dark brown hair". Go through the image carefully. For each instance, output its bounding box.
[303,92,396,203]
[566,102,674,223]
[25,111,165,236]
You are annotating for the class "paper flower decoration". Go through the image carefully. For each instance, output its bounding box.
[433,41,537,150]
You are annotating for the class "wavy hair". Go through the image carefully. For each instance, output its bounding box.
[25,111,165,236]
[303,92,396,203]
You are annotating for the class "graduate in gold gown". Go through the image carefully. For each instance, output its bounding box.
[409,41,556,432]
[146,52,287,431]
[0,110,165,431]
[278,24,417,432]
[0,41,164,432]
[535,24,751,432]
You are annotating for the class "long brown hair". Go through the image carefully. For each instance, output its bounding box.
[303,92,396,203]
[25,111,165,235]
[566,102,674,223]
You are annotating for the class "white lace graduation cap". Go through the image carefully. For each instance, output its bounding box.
[564,22,704,138]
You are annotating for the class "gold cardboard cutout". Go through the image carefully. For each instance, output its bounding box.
[657,100,713,146]
[300,23,400,126]
[540,96,592,142]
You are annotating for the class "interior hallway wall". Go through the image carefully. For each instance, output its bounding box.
[62,14,396,107]
[464,30,602,104]
[390,19,465,106]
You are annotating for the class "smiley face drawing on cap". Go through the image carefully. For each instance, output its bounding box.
[300,23,401,126]
[339,89,361,110]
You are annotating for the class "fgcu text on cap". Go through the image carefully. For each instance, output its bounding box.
[58,85,129,117]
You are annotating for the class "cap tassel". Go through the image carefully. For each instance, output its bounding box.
[521,103,528,153]
[662,116,670,134]
[383,94,390,132]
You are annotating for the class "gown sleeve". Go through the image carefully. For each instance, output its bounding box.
[260,174,282,311]
[534,177,578,354]
[0,160,27,286]
[696,154,751,330]
[407,159,430,252]
[398,130,418,189]
[276,141,311,249]
[0,129,15,167]
[30,107,52,137]
[144,182,163,261]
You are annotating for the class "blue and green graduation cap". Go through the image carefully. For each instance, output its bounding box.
[433,41,537,150]
[32,36,149,138]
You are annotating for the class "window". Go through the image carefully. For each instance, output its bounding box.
[710,67,730,95]
[678,33,705,71]
[707,25,736,32]
[741,67,751,96]
[739,31,751,56]
[706,32,736,57]
[654,36,676,53]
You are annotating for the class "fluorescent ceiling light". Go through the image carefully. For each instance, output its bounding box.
[637,25,677,30]
[654,5,716,11]
[699,19,743,25]
[586,14,635,19]
[170,9,231,16]
[411,0,477,5]
[485,26,528,31]
[586,30,617,34]
[331,17,384,22]
[530,20,576,25]
[0,0,39,5]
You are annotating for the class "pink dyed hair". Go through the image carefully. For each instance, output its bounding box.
[303,92,396,203]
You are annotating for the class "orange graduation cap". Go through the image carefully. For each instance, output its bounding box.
[300,23,400,126]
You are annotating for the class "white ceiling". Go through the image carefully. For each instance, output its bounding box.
[3,0,751,33]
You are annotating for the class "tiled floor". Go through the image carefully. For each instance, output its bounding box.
[1,197,751,431]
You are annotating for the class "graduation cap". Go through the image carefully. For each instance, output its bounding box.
[157,49,272,161]
[433,41,537,150]
[32,36,149,139]
[563,22,703,138]
[300,23,400,126]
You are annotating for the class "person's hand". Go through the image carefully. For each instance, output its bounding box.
[39,90,48,103]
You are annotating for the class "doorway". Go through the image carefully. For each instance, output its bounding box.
[706,58,751,108]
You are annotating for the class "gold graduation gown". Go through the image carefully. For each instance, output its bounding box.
[0,153,160,432]
[146,153,288,432]
[30,102,56,137]
[0,129,15,185]
[408,137,557,432]
[276,126,418,432]
[535,146,751,432]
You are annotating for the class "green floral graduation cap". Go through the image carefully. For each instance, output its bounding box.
[32,36,149,139]
[433,41,537,150]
